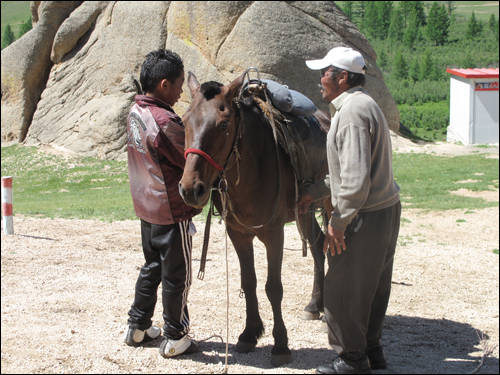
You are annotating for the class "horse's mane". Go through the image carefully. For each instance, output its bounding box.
[200,81,223,101]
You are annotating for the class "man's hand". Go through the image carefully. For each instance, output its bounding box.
[323,224,346,256]
[296,190,315,215]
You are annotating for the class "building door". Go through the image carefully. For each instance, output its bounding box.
[473,89,499,144]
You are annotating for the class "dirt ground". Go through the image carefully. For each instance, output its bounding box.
[1,137,499,374]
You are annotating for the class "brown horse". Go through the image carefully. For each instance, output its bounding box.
[179,72,330,367]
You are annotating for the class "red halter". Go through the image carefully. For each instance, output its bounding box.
[184,148,224,171]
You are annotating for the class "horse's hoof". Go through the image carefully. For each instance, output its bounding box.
[235,341,256,353]
[301,311,320,320]
[271,353,293,367]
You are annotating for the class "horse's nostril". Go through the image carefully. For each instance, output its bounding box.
[196,183,205,199]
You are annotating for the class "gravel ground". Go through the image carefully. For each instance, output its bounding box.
[1,138,498,374]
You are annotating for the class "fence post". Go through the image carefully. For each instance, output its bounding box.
[2,176,13,235]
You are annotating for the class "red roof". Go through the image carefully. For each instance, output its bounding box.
[446,68,499,79]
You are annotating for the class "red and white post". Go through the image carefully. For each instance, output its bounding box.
[2,176,13,235]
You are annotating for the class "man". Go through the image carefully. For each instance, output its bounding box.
[298,47,401,374]
[124,49,201,358]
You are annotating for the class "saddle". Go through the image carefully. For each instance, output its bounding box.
[242,80,327,185]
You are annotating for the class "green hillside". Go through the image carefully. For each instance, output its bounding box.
[2,1,499,142]
[452,1,499,21]
[1,1,30,43]
[340,1,499,141]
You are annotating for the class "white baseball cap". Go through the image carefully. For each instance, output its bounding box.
[306,47,366,74]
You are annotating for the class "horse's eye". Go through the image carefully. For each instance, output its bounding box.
[219,120,229,130]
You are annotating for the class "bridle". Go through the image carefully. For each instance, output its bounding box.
[184,99,243,180]
[184,67,281,230]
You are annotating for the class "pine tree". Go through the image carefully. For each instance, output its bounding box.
[403,10,419,48]
[18,16,33,39]
[466,11,481,39]
[388,7,404,42]
[488,14,496,31]
[409,55,420,82]
[419,48,434,80]
[438,4,450,45]
[445,1,457,17]
[2,24,15,49]
[426,1,441,45]
[351,1,366,30]
[428,3,450,46]
[393,49,408,80]
[378,1,393,40]
[342,1,353,20]
[425,1,432,13]
[461,52,475,69]
[364,2,379,38]
[410,1,427,26]
[399,1,412,27]
[378,50,388,71]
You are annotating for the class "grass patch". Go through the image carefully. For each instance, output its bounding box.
[1,144,135,222]
[1,144,499,222]
[393,153,499,211]
[456,219,467,223]
[494,249,499,255]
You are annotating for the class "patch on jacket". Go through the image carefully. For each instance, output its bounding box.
[128,112,147,154]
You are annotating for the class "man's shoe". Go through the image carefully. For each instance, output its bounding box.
[365,345,387,370]
[159,335,198,358]
[124,325,161,347]
[316,354,372,374]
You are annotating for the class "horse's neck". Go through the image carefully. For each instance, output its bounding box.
[226,108,280,195]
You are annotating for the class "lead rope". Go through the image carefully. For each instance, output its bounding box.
[218,177,230,374]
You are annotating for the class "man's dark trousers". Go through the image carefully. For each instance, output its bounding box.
[128,219,193,340]
[324,201,401,353]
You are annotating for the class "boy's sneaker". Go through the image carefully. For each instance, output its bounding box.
[159,335,198,358]
[124,325,161,347]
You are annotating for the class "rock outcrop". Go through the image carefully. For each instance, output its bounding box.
[1,1,82,143]
[2,1,399,159]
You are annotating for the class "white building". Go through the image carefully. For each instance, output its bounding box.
[446,68,499,145]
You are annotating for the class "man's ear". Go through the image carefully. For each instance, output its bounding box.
[339,71,349,85]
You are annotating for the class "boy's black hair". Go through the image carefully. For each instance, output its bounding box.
[140,49,184,94]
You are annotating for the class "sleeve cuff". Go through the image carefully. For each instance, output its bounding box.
[329,216,347,232]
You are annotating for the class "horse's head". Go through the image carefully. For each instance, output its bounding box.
[179,72,245,208]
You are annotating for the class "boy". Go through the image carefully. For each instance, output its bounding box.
[124,49,201,358]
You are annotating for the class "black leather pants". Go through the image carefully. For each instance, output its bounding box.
[127,219,193,340]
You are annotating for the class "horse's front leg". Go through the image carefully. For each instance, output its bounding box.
[227,227,264,353]
[298,204,325,320]
[260,227,292,367]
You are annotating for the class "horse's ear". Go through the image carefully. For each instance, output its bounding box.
[226,73,245,100]
[187,72,201,97]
